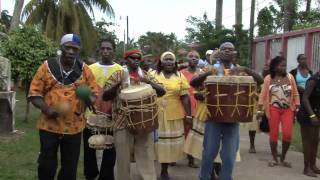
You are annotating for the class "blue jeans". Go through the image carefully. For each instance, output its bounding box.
[199,121,239,180]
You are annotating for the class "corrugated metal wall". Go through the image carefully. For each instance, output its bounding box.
[255,42,265,74]
[286,36,305,72]
[312,32,320,72]
[270,39,282,59]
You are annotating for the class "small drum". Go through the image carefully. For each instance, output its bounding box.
[86,112,113,131]
[86,112,114,149]
[204,76,257,123]
[88,134,114,150]
[119,84,158,134]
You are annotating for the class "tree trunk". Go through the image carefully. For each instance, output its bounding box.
[216,0,223,30]
[9,0,24,31]
[23,83,30,123]
[235,0,242,26]
[306,0,311,14]
[283,0,297,32]
[248,0,256,68]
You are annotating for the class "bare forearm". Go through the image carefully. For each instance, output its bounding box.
[102,83,120,101]
[148,81,166,97]
[245,68,263,85]
[29,97,49,112]
[190,72,211,87]
[181,95,191,116]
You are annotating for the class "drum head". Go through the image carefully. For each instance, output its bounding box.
[205,76,255,85]
[120,84,155,100]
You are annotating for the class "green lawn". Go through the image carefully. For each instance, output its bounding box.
[0,91,86,180]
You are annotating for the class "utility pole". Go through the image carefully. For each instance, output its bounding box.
[248,0,255,68]
[126,16,129,46]
[123,29,126,53]
[216,0,223,30]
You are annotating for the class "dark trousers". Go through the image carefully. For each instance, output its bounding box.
[83,128,116,180]
[38,130,81,180]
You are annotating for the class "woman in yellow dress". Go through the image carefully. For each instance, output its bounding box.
[152,51,192,180]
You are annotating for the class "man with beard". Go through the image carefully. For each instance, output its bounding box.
[83,38,121,180]
[103,49,166,180]
[28,34,98,180]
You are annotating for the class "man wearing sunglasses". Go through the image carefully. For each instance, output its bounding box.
[102,49,166,180]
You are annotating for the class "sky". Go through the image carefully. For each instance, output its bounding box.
[0,0,292,41]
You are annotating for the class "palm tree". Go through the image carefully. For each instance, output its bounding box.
[10,0,24,31]
[23,0,114,55]
[216,0,223,30]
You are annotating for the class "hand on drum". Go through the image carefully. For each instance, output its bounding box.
[140,77,151,84]
[202,65,217,75]
[230,66,248,75]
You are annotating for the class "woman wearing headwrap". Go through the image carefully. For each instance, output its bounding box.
[152,51,192,180]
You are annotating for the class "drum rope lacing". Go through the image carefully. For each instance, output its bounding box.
[120,94,159,129]
[87,111,114,149]
[205,80,257,118]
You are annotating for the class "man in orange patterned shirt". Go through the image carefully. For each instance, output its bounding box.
[28,34,98,180]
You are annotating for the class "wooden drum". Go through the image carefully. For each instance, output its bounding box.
[204,76,257,123]
[119,84,158,134]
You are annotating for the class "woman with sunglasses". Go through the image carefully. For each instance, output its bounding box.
[152,51,192,180]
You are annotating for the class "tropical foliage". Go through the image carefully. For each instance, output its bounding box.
[1,26,57,84]
[185,13,249,66]
[256,0,320,35]
[138,32,178,56]
[22,0,114,56]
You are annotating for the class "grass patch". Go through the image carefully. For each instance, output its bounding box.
[0,91,86,179]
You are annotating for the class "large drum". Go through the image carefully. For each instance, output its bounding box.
[119,84,158,134]
[204,76,257,123]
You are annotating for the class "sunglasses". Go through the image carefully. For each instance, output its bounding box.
[128,54,142,60]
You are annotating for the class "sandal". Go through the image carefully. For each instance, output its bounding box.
[280,161,292,168]
[268,160,278,167]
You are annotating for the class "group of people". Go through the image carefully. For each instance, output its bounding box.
[28,33,320,180]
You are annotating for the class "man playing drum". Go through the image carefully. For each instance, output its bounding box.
[191,42,262,180]
[102,49,165,180]
[83,38,121,180]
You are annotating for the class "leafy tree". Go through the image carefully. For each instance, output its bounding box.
[185,13,249,66]
[256,7,275,36]
[22,0,114,56]
[1,26,57,84]
[138,32,178,56]
[294,8,320,29]
[1,26,57,122]
[185,14,234,56]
